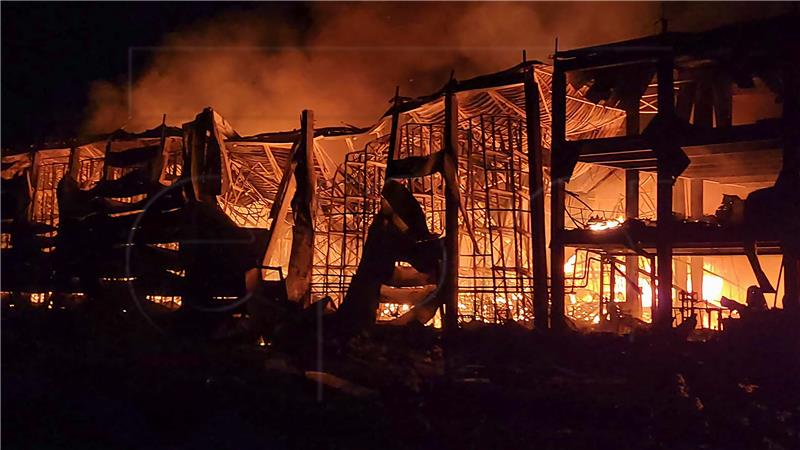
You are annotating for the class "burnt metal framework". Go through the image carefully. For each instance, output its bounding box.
[3,126,186,299]
[77,157,105,187]
[30,152,69,228]
[311,98,540,325]
[675,291,733,331]
[550,15,800,329]
[311,114,537,323]
[222,127,358,274]
[457,115,534,323]
[312,138,387,303]
[565,249,735,329]
[564,248,656,325]
[27,134,183,231]
[29,146,109,229]
[310,63,629,327]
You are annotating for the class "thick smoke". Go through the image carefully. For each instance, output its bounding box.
[85,2,791,136]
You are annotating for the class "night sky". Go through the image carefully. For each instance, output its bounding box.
[1,2,309,148]
[3,2,795,150]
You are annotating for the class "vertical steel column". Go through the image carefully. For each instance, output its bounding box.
[550,60,568,331]
[782,65,800,309]
[599,258,606,325]
[102,139,112,181]
[624,97,641,318]
[673,179,688,293]
[691,73,714,303]
[655,55,675,328]
[480,115,499,320]
[386,89,402,164]
[151,113,167,182]
[524,67,549,330]
[610,258,617,320]
[442,87,461,332]
[690,179,704,300]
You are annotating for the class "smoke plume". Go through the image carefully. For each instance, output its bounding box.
[85,2,791,136]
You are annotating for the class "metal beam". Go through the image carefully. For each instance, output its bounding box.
[673,179,688,292]
[68,147,81,181]
[572,121,782,159]
[692,174,779,184]
[442,87,460,332]
[655,55,675,329]
[261,142,299,268]
[625,169,641,317]
[550,61,568,331]
[624,97,642,318]
[386,88,401,164]
[690,179,704,301]
[557,53,660,73]
[525,68,549,331]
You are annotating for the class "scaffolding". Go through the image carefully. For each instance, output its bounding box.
[30,153,69,228]
[307,64,628,326]
[458,115,533,323]
[29,147,100,227]
[4,63,644,328]
[312,137,388,303]
[310,114,534,324]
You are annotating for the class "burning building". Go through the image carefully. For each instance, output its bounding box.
[2,13,798,335]
[549,14,800,331]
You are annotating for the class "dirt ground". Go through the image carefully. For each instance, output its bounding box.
[3,307,799,450]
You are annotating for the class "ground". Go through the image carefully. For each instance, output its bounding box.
[2,307,799,450]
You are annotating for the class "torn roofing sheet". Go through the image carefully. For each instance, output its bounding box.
[384,62,627,151]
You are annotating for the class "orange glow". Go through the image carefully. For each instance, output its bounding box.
[29,292,52,305]
[146,295,182,309]
[702,273,724,307]
[564,254,577,274]
[640,279,653,308]
[687,264,727,306]
[562,251,745,329]
[377,303,411,321]
[587,216,624,231]
[100,276,137,282]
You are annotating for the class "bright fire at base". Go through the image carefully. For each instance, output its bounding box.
[563,252,744,330]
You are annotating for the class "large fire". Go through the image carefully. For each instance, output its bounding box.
[563,253,734,329]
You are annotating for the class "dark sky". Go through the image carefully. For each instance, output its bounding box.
[1,2,309,148]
